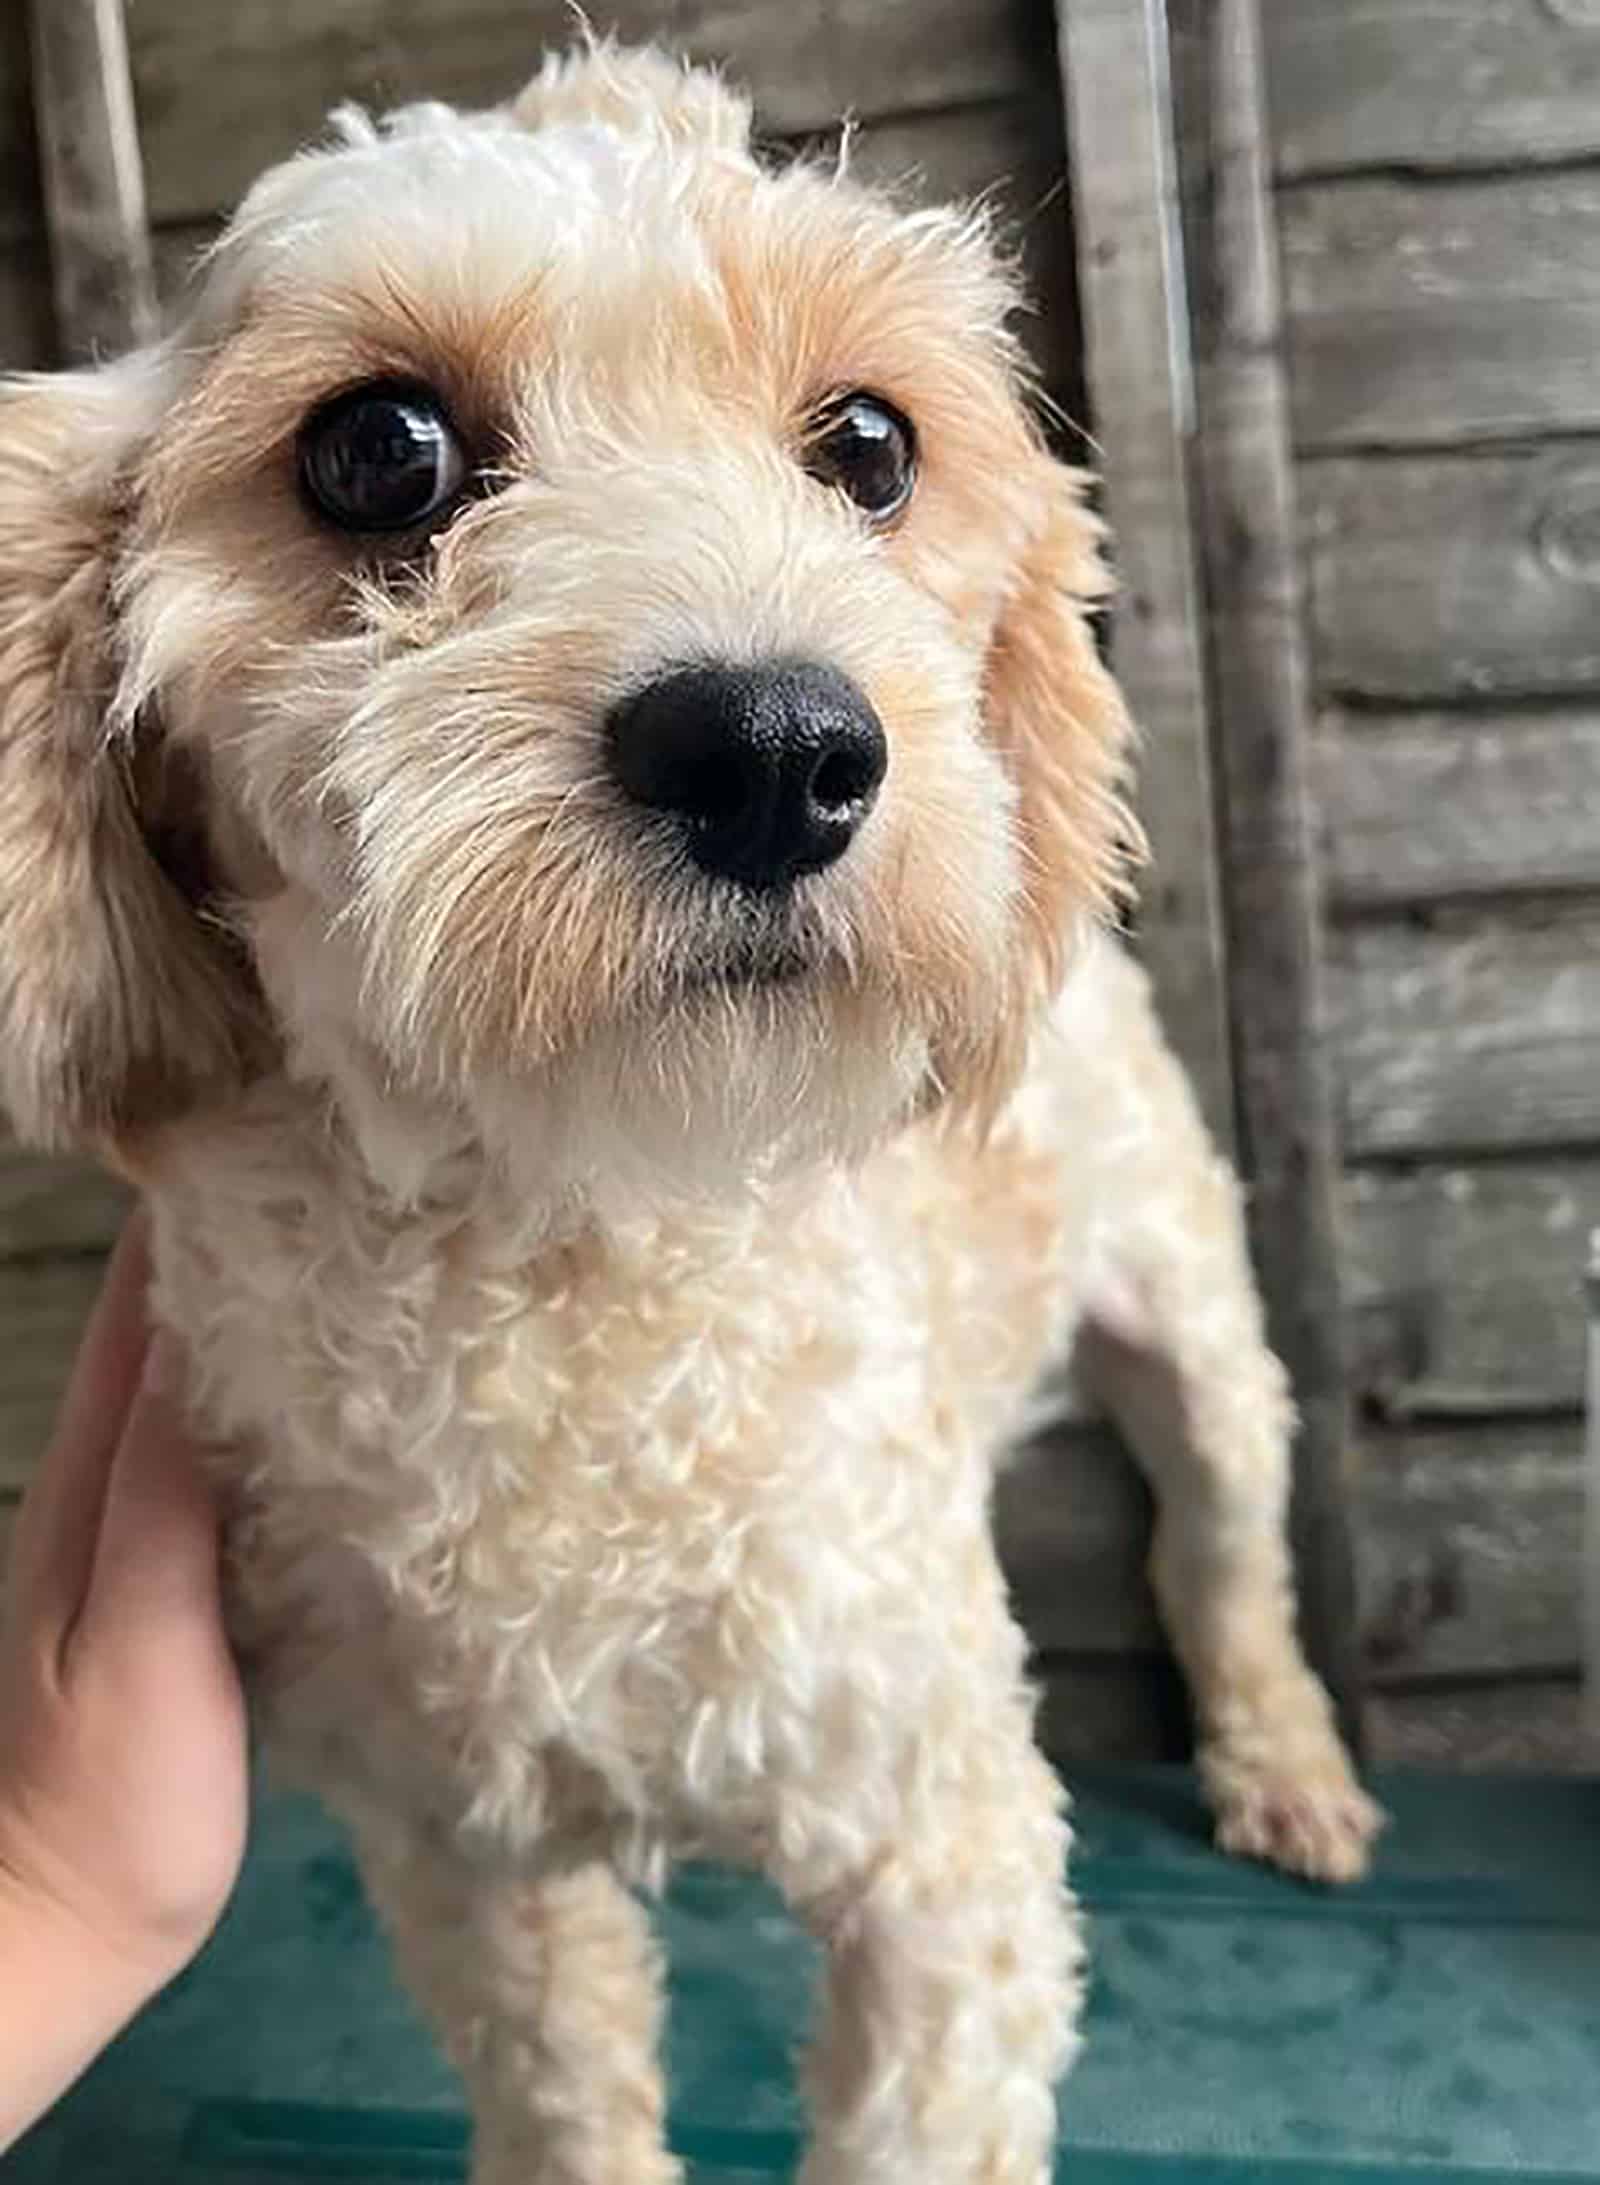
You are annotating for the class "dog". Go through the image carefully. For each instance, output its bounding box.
[0,43,1380,2183]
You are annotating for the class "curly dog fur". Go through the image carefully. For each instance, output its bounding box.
[0,43,1379,2182]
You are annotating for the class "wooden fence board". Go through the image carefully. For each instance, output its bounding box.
[994,1420,1160,1655]
[1282,172,1600,452]
[28,0,158,358]
[1344,1158,1596,1419]
[1356,1424,1583,1685]
[0,6,40,256]
[1034,1655,1181,1766]
[1054,0,1234,1144]
[1305,449,1600,702]
[1265,0,1600,180]
[0,1140,127,1259]
[846,97,1081,405]
[1329,909,1600,1159]
[1320,707,1600,909]
[0,238,55,369]
[1368,1679,1592,1772]
[118,0,1050,231]
[1170,0,1361,1727]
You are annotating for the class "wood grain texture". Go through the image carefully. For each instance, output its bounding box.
[119,0,1054,230]
[1319,707,1600,909]
[1171,0,1361,1725]
[1033,1652,1185,1766]
[0,4,42,255]
[1304,448,1600,702]
[1356,1424,1583,1684]
[0,1256,104,1493]
[994,1419,1160,1655]
[1054,0,1233,1144]
[0,237,56,370]
[1344,1158,1596,1419]
[1265,0,1600,180]
[1328,909,1600,1158]
[0,1139,128,1259]
[28,0,157,358]
[846,95,1082,407]
[1282,172,1600,452]
[1368,1678,1594,1773]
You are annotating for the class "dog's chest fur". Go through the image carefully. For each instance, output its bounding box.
[142,948,1140,1869]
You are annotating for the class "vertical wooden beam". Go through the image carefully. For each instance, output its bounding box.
[1585,1232,1600,1740]
[27,0,156,361]
[1054,0,1234,1150]
[1169,0,1362,1734]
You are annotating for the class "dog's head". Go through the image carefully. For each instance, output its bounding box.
[0,44,1135,1208]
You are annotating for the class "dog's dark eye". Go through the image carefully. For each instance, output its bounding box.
[804,393,916,522]
[298,381,467,533]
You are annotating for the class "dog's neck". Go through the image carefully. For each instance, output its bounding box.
[135,1059,877,1292]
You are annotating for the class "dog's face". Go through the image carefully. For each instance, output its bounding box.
[0,47,1133,1207]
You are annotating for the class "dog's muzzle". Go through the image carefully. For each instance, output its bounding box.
[606,660,887,892]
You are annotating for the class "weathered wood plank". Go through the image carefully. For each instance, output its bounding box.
[1170,0,1361,1726]
[1356,1425,1583,1685]
[117,0,1052,232]
[0,1139,128,1259]
[1344,1159,1595,1419]
[1034,1653,1183,1766]
[1368,1678,1593,1773]
[1265,0,1600,180]
[1320,707,1600,909]
[0,5,42,277]
[994,1420,1160,1656]
[0,237,56,370]
[1054,0,1234,1144]
[1328,910,1600,1158]
[1305,449,1600,703]
[28,0,157,358]
[845,97,1082,408]
[1282,173,1600,452]
[0,1256,103,1493]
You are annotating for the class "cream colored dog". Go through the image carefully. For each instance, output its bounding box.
[0,44,1378,2184]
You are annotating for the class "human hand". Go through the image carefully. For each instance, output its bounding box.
[0,1212,247,2142]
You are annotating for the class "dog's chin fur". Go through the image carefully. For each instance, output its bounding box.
[246,861,998,1225]
[477,976,937,1223]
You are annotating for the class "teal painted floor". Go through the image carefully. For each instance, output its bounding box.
[6,1773,1600,2181]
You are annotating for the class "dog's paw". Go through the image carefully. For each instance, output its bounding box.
[1206,1751,1386,1886]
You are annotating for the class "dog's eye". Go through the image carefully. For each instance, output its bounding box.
[804,393,916,522]
[298,382,467,533]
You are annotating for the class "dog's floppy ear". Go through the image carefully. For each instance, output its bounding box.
[509,41,754,158]
[984,461,1141,991]
[0,363,256,1151]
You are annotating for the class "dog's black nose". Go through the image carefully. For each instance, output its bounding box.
[606,661,887,890]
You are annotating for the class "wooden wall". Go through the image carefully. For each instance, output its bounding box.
[1265,0,1600,1762]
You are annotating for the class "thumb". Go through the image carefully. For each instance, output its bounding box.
[75,1334,230,1663]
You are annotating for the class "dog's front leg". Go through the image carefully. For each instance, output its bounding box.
[777,1681,1080,2185]
[354,1824,679,2185]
